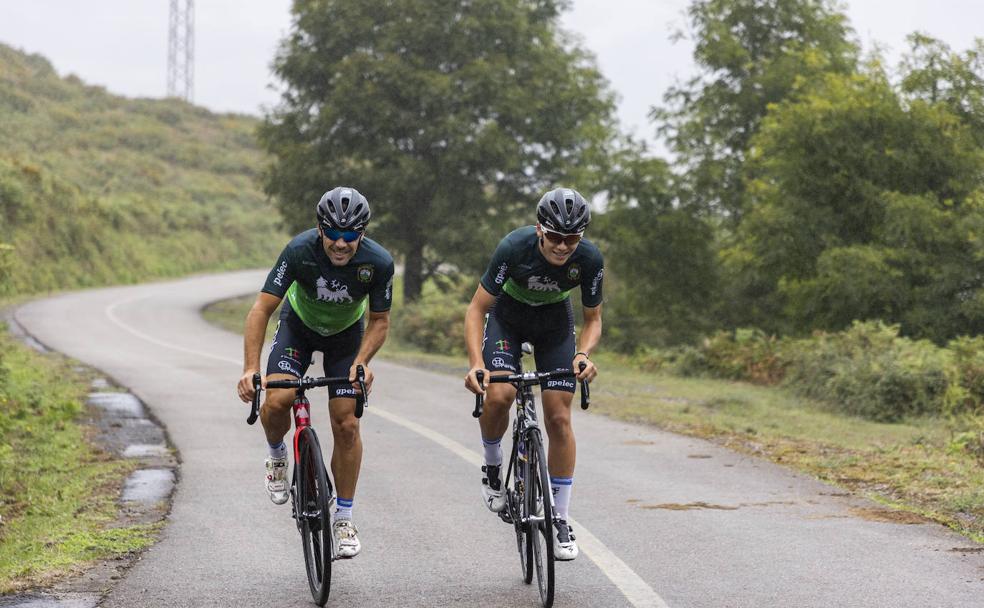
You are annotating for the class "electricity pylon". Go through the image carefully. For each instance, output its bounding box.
[167,0,194,101]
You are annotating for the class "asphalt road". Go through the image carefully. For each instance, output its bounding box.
[15,270,984,607]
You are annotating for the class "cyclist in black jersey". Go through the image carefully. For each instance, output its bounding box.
[464,187,603,561]
[237,186,395,559]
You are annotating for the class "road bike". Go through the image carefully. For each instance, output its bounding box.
[247,367,367,606]
[472,347,589,608]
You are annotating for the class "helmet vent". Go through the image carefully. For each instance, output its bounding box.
[564,197,574,214]
[341,196,350,211]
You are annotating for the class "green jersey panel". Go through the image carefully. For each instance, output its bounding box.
[480,225,604,307]
[262,229,395,336]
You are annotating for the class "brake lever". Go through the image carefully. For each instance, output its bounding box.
[355,364,368,418]
[578,362,590,410]
[248,372,261,425]
[472,370,485,418]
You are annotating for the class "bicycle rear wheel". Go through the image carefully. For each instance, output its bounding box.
[527,430,555,607]
[297,428,334,606]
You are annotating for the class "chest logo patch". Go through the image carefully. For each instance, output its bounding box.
[527,275,560,292]
[357,264,374,283]
[567,264,581,281]
[316,277,353,303]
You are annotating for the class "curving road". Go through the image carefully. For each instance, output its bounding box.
[15,270,984,607]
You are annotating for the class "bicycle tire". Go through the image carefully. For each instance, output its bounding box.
[516,430,534,584]
[527,429,555,607]
[297,428,334,606]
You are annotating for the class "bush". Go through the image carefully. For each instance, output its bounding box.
[782,322,953,421]
[390,289,467,356]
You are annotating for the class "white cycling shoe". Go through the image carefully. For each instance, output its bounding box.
[552,519,579,561]
[333,520,361,558]
[265,456,289,505]
[481,464,507,512]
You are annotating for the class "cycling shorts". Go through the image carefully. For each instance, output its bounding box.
[266,301,365,402]
[482,294,577,393]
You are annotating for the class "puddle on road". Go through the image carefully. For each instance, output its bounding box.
[0,593,98,608]
[87,393,145,418]
[122,444,168,458]
[121,468,175,503]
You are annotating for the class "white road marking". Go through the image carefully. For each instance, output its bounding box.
[103,295,671,608]
[372,407,671,608]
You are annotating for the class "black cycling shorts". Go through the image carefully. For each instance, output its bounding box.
[266,301,365,402]
[482,294,577,393]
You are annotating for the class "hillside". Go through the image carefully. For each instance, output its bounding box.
[0,43,285,294]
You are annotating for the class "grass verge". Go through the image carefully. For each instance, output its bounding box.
[0,325,157,593]
[203,295,984,543]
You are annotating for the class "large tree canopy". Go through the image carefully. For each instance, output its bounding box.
[259,0,617,301]
[654,0,858,221]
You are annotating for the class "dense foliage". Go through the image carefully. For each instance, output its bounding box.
[260,0,617,301]
[0,44,283,295]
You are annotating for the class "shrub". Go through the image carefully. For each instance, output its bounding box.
[782,322,953,421]
[390,289,468,356]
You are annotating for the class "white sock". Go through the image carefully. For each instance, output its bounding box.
[268,441,287,460]
[482,436,502,467]
[551,477,573,521]
[335,497,354,521]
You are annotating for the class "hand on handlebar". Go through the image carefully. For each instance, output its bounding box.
[464,367,489,395]
[349,363,373,396]
[573,354,597,382]
[237,369,264,403]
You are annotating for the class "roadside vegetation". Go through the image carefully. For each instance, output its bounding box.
[0,43,284,296]
[0,326,157,592]
[204,291,984,543]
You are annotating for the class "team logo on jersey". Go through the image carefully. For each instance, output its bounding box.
[357,264,374,283]
[527,275,560,292]
[284,347,301,361]
[567,264,581,281]
[316,277,353,303]
[496,339,511,351]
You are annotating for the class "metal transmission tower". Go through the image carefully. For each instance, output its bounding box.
[167,0,195,101]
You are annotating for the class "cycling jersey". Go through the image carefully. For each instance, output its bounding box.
[262,229,395,336]
[479,226,604,307]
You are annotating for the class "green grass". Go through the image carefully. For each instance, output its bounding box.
[0,327,157,593]
[204,292,984,543]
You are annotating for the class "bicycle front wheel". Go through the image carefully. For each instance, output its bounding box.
[297,428,334,606]
[527,429,555,607]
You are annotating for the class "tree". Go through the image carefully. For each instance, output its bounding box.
[724,66,984,340]
[593,145,718,348]
[654,0,857,222]
[259,0,616,301]
[901,33,984,145]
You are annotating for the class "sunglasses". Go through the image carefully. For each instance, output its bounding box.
[540,226,583,247]
[323,227,363,243]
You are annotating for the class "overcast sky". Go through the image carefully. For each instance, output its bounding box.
[1,1,981,149]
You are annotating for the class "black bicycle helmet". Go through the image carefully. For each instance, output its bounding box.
[316,186,371,232]
[536,187,590,233]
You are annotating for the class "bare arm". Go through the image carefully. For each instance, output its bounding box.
[237,292,283,402]
[574,303,603,381]
[464,285,497,393]
[349,310,390,393]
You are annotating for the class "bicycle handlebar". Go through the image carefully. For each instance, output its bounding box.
[248,365,368,424]
[471,363,590,418]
